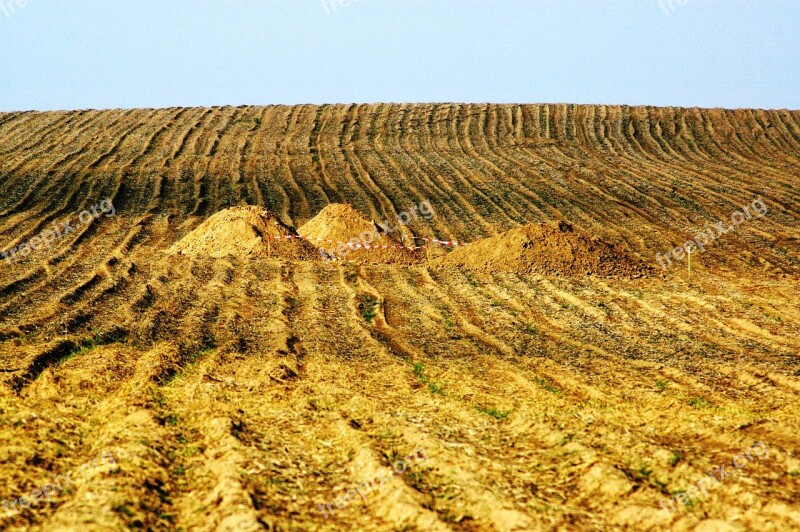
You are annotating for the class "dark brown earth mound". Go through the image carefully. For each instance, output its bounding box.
[298,204,423,264]
[168,205,319,260]
[433,221,655,278]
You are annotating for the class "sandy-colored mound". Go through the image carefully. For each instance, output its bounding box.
[168,205,319,260]
[298,203,423,264]
[433,221,655,278]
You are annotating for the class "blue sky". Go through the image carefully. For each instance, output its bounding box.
[0,0,797,111]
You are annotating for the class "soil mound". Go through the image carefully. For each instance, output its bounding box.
[168,206,318,260]
[433,221,654,278]
[298,204,422,264]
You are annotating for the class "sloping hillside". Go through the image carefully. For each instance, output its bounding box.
[0,104,798,531]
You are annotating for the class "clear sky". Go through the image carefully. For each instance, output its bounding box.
[1,0,797,111]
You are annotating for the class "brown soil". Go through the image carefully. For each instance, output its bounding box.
[434,221,655,278]
[1,104,799,531]
[299,203,423,265]
[168,205,319,261]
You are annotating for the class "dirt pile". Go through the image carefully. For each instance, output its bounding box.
[433,221,655,278]
[168,205,319,260]
[298,204,423,264]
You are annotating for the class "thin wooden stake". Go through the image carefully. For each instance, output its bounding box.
[687,248,691,281]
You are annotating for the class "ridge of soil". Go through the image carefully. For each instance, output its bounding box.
[433,221,656,278]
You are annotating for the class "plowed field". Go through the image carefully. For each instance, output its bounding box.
[0,104,798,531]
